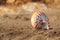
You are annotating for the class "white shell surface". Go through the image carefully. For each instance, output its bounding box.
[31,11,49,29]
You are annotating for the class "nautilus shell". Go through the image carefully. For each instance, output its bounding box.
[31,11,50,30]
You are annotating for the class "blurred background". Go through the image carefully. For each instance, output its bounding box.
[0,0,60,8]
[0,0,60,40]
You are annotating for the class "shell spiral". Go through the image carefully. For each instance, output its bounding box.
[31,11,49,29]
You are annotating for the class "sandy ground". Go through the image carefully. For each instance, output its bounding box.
[0,4,60,40]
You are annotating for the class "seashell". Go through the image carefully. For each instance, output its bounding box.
[31,11,50,30]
